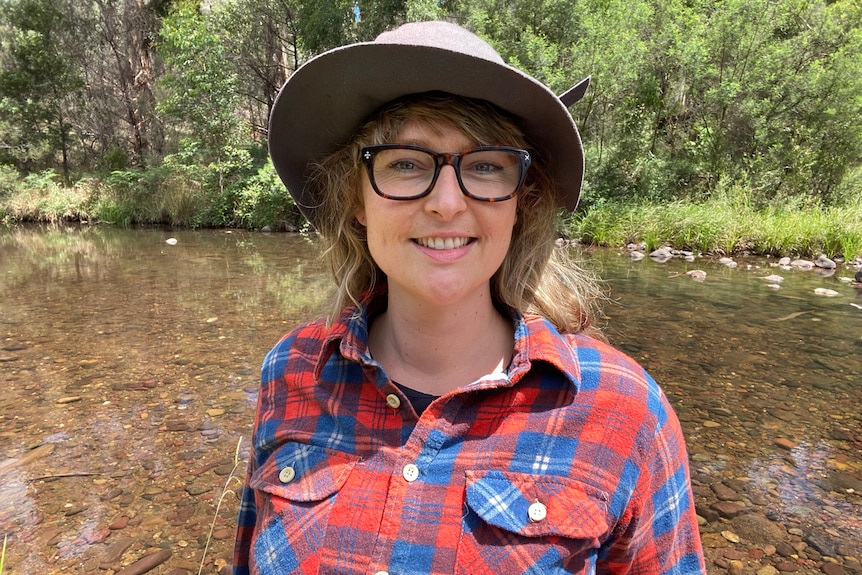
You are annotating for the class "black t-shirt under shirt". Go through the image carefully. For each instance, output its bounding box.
[393,381,438,415]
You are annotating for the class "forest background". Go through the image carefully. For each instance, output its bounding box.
[1,0,861,258]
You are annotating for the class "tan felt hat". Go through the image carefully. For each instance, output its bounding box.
[268,20,589,227]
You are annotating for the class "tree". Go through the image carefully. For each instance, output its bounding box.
[90,0,163,167]
[0,0,84,181]
[157,0,243,157]
[211,0,356,139]
[674,0,862,202]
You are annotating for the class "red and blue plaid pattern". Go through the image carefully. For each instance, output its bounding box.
[233,292,705,574]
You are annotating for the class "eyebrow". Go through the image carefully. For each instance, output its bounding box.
[384,140,486,152]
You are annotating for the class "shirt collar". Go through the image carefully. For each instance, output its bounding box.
[313,288,582,393]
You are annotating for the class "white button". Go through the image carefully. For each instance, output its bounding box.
[385,394,401,409]
[374,572,389,575]
[278,466,296,484]
[528,501,547,522]
[402,464,419,482]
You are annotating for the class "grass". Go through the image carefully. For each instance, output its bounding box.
[570,195,862,259]
[1,163,303,230]
[198,437,246,575]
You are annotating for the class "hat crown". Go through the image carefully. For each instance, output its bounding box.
[374,21,504,65]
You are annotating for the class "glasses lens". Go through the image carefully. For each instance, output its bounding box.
[371,147,437,199]
[459,149,524,199]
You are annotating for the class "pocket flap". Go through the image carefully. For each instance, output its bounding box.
[250,442,361,503]
[464,470,611,539]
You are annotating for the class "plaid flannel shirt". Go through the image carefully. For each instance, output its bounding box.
[233,291,705,574]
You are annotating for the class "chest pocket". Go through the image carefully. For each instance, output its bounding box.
[250,442,361,502]
[248,443,362,575]
[456,470,612,574]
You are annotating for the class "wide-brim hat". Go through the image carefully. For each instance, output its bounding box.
[269,20,589,228]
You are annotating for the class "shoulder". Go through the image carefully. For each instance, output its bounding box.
[519,315,656,396]
[261,317,334,377]
[268,317,331,352]
[566,333,652,384]
[565,333,681,443]
[564,332,650,382]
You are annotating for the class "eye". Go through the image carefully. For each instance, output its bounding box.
[389,159,419,172]
[376,148,435,174]
[469,161,502,174]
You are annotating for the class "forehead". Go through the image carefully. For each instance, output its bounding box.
[366,96,527,149]
[389,120,477,149]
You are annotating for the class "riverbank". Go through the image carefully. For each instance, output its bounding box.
[2,167,861,259]
[570,195,862,261]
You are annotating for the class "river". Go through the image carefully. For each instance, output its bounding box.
[1,226,860,575]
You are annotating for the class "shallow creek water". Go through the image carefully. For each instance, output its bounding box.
[1,226,860,574]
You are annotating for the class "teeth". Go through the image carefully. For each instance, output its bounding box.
[417,237,469,250]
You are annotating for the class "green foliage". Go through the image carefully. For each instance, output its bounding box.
[568,189,862,260]
[355,0,408,38]
[0,168,91,223]
[406,0,445,21]
[232,159,302,230]
[0,164,21,195]
[99,146,129,173]
[95,166,174,226]
[156,0,246,160]
[0,0,84,176]
[1,0,860,231]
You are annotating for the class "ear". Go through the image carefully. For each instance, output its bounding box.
[355,205,367,226]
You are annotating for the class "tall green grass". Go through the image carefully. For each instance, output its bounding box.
[570,194,862,259]
[1,161,303,230]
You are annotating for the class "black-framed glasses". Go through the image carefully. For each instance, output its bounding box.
[360,144,531,202]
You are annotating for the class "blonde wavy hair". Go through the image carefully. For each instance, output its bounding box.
[306,92,605,336]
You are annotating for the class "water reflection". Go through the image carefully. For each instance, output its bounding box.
[1,227,860,573]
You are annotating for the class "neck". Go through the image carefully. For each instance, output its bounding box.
[368,288,514,396]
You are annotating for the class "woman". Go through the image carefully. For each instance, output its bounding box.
[234,21,706,575]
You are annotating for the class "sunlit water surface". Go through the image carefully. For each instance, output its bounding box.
[1,227,860,573]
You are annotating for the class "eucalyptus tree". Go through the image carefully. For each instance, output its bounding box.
[89,0,163,167]
[157,0,243,159]
[471,0,861,205]
[458,0,652,203]
[210,0,356,139]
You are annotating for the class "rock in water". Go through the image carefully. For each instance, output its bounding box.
[114,549,172,575]
[815,254,836,269]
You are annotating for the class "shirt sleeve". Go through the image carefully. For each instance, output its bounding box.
[231,322,328,574]
[601,386,706,574]
[232,457,257,575]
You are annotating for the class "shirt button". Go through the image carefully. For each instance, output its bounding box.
[402,463,419,482]
[374,572,389,575]
[385,393,401,409]
[528,501,547,522]
[278,466,296,484]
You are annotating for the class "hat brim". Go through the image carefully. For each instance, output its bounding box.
[269,42,584,226]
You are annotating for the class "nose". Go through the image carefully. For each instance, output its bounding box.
[424,164,467,220]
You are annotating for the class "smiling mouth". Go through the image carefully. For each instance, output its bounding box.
[414,237,472,250]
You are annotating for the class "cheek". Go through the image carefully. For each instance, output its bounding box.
[497,205,519,240]
[355,174,378,227]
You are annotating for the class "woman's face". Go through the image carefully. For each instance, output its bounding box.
[355,120,518,309]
